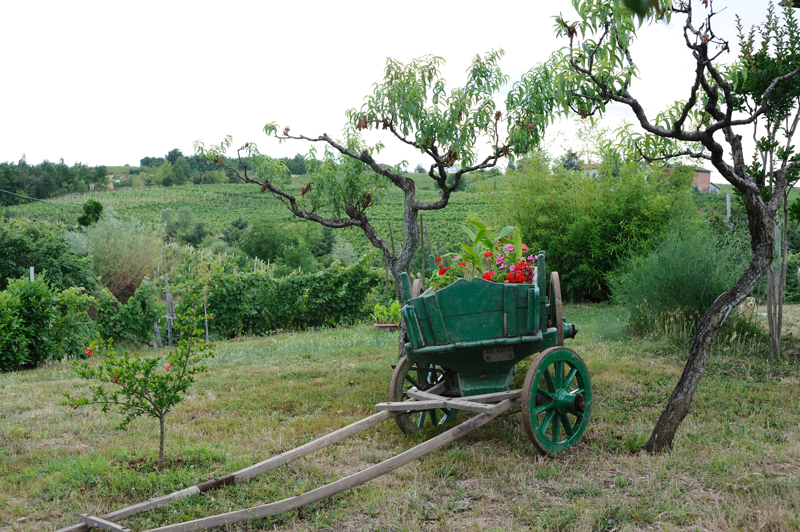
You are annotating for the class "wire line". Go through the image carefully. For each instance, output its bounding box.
[0,188,85,206]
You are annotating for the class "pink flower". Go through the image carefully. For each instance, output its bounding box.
[164,363,172,372]
[504,244,515,253]
[499,264,507,269]
[527,254,535,261]
[509,265,515,272]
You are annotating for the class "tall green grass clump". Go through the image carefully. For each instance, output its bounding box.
[610,219,763,345]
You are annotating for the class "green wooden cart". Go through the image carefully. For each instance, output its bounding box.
[389,251,592,455]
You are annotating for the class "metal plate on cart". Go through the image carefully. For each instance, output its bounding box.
[483,347,514,363]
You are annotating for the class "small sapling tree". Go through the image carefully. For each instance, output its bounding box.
[63,312,215,468]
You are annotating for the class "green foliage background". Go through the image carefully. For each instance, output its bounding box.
[497,154,694,301]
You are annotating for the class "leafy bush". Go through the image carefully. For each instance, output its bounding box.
[609,219,760,342]
[0,290,28,371]
[77,199,103,226]
[53,286,97,361]
[95,279,163,344]
[68,212,161,303]
[500,153,692,301]
[0,278,97,371]
[0,218,95,292]
[175,257,382,338]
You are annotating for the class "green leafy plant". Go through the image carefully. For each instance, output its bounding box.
[95,279,162,345]
[0,217,95,292]
[432,221,536,289]
[610,218,760,344]
[371,300,401,324]
[77,199,103,226]
[63,315,214,468]
[53,286,97,361]
[458,220,516,277]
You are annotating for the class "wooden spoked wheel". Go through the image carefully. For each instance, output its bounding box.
[389,356,458,433]
[548,271,564,346]
[521,347,591,454]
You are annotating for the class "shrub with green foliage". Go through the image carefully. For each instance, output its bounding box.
[0,218,95,292]
[500,154,693,301]
[53,286,97,362]
[175,257,382,338]
[77,199,103,226]
[610,219,760,342]
[0,277,96,371]
[1,277,57,370]
[67,212,161,303]
[95,279,163,344]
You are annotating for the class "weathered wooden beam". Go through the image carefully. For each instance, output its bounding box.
[232,411,393,483]
[375,399,448,411]
[144,397,521,532]
[80,515,132,532]
[55,488,200,532]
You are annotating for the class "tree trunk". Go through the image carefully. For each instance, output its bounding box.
[644,193,774,452]
[159,414,166,471]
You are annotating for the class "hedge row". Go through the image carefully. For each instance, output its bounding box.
[175,258,382,339]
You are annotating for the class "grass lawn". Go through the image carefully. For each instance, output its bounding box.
[2,304,800,531]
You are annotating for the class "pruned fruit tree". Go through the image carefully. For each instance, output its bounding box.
[517,0,799,452]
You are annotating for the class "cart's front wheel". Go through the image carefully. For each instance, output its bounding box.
[389,356,458,433]
[522,347,591,454]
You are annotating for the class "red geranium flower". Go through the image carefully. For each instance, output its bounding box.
[484,251,493,257]
[507,271,525,283]
[85,347,93,357]
[435,256,442,263]
[481,271,496,281]
[458,261,466,268]
[439,267,451,276]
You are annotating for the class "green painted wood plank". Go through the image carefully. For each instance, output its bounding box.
[402,305,424,348]
[423,293,449,345]
[504,285,517,337]
[528,286,540,334]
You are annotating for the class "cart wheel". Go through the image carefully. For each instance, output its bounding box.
[521,347,591,454]
[389,356,458,433]
[547,271,564,346]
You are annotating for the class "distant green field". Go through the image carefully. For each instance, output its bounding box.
[2,176,500,262]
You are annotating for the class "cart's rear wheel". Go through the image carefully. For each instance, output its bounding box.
[522,347,591,454]
[389,356,458,433]
[548,271,564,346]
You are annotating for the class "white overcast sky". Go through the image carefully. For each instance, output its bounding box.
[0,1,775,180]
